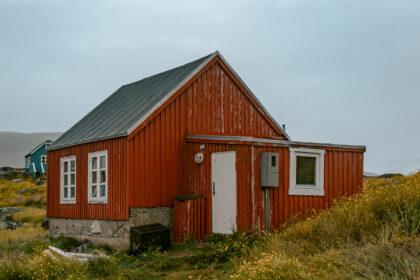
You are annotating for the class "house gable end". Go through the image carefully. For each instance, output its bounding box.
[127,52,290,140]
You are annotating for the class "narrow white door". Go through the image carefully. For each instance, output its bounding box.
[211,151,237,234]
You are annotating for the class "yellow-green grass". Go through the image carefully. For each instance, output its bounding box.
[1,173,419,279]
[0,179,46,209]
[229,173,420,280]
[0,179,46,226]
[13,206,46,224]
[0,226,48,252]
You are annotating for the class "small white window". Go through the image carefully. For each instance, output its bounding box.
[289,148,325,196]
[41,155,47,165]
[60,156,76,204]
[25,157,31,169]
[88,150,108,204]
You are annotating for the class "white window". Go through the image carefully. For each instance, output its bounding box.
[41,155,47,165]
[60,156,76,204]
[25,157,31,169]
[289,148,325,196]
[88,150,108,204]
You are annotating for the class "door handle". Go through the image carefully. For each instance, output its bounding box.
[212,182,215,195]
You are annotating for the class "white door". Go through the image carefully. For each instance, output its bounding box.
[211,151,237,234]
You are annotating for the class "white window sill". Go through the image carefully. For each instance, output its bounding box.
[88,200,107,204]
[289,187,324,196]
[60,200,76,204]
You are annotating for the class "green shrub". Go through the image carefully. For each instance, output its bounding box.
[49,236,82,252]
[188,232,264,265]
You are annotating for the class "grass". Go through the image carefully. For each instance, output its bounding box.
[0,179,46,209]
[229,172,420,279]
[0,173,419,279]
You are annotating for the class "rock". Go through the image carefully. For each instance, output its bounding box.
[0,171,8,180]
[0,215,23,230]
[0,167,27,180]
[378,173,404,178]
[11,178,23,183]
[72,239,92,253]
[3,215,14,222]
[0,207,22,216]
[19,189,36,195]
[89,220,101,234]
[8,221,23,230]
[41,217,49,229]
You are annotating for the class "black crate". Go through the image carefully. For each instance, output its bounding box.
[130,223,170,254]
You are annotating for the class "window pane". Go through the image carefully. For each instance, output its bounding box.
[64,187,68,198]
[70,187,75,198]
[271,155,276,167]
[100,170,106,183]
[100,155,106,169]
[92,157,97,169]
[296,156,316,185]
[71,160,75,172]
[70,174,75,185]
[92,171,97,183]
[64,161,68,172]
[64,174,68,186]
[100,185,106,197]
[92,185,97,197]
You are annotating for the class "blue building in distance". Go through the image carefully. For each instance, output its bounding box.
[25,140,52,178]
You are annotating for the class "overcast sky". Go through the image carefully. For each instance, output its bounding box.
[0,0,419,174]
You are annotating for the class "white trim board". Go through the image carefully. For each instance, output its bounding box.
[185,134,366,151]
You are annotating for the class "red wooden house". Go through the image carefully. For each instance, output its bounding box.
[47,51,365,248]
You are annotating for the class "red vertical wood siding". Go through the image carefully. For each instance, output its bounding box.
[178,140,364,240]
[126,58,285,208]
[173,197,206,242]
[47,137,127,220]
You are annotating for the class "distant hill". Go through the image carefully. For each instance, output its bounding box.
[0,132,62,168]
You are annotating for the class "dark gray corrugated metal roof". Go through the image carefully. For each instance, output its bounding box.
[49,53,214,151]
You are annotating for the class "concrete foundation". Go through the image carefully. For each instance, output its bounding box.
[49,207,173,250]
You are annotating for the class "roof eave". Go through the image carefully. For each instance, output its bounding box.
[185,134,366,151]
[26,140,53,156]
[47,134,127,152]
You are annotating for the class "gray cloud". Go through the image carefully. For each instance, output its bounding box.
[0,0,419,174]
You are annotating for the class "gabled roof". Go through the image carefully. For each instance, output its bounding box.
[49,51,290,151]
[25,140,53,157]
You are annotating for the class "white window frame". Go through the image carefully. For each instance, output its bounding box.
[25,156,31,169]
[289,148,325,196]
[88,150,108,204]
[60,156,76,204]
[41,155,47,165]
